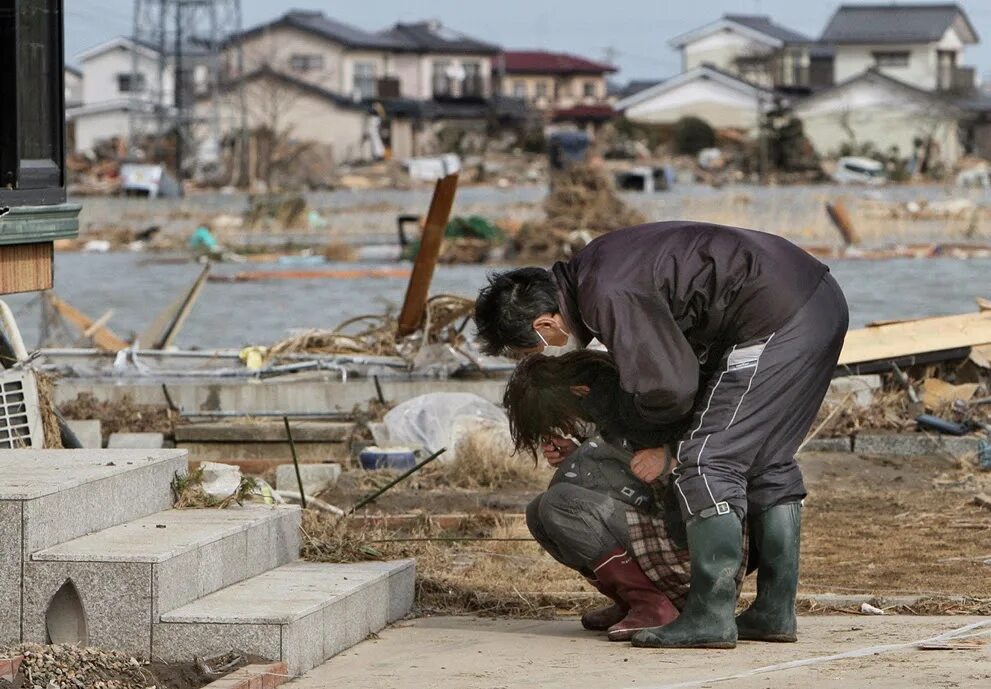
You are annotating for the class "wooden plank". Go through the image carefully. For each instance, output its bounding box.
[140,264,211,349]
[396,173,459,337]
[46,293,129,352]
[838,310,991,367]
[0,242,53,294]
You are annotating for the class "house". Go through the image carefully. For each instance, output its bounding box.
[66,37,175,153]
[499,50,616,126]
[227,11,499,102]
[794,69,966,164]
[668,14,822,90]
[614,64,774,131]
[819,3,979,93]
[210,10,517,171]
[64,65,83,109]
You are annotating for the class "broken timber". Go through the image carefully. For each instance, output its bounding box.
[139,263,210,349]
[396,173,459,337]
[45,292,129,352]
[836,309,991,374]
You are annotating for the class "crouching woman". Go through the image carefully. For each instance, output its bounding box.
[504,351,742,641]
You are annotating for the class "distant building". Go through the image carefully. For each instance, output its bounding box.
[499,50,616,127]
[820,3,979,93]
[206,10,519,168]
[64,65,83,109]
[794,69,966,163]
[615,64,772,131]
[668,14,820,90]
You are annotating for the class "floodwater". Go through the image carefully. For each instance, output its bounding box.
[3,251,989,349]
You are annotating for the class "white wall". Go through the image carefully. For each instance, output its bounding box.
[64,70,83,107]
[72,108,132,152]
[683,29,775,73]
[236,26,349,93]
[795,79,963,163]
[625,79,762,129]
[832,40,954,91]
[81,46,171,106]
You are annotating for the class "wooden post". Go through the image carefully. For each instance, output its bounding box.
[825,200,860,247]
[396,173,459,337]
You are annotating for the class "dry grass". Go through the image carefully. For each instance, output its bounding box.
[300,510,593,618]
[36,370,63,449]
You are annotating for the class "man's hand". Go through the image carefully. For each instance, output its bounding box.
[630,447,673,483]
[541,435,578,467]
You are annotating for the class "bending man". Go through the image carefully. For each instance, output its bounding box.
[474,221,848,649]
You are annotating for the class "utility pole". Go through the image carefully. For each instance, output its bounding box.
[129,0,243,185]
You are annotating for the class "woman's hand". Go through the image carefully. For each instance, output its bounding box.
[630,446,673,483]
[541,435,578,467]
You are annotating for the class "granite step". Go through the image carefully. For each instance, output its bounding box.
[0,449,188,645]
[22,504,300,658]
[153,560,415,676]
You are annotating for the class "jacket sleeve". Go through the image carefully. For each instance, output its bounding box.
[584,287,699,424]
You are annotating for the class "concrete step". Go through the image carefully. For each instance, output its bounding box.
[22,504,301,658]
[0,449,187,645]
[154,560,415,676]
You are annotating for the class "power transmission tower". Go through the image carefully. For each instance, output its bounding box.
[129,0,243,185]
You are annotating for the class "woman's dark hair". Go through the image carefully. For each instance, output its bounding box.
[503,350,618,458]
[473,267,559,355]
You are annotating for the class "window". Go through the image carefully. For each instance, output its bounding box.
[117,72,146,93]
[583,80,597,98]
[873,51,909,67]
[462,60,483,97]
[352,61,377,99]
[937,49,955,90]
[1,0,64,199]
[431,60,452,97]
[289,53,324,73]
[512,80,526,98]
[535,80,549,98]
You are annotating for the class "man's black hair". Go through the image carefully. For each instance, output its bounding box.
[473,267,559,355]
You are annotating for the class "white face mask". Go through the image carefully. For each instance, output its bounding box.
[536,327,581,357]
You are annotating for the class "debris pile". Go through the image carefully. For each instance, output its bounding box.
[1,644,148,689]
[507,164,646,262]
[267,294,476,361]
[60,393,177,445]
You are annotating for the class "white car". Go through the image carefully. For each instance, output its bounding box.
[832,156,887,185]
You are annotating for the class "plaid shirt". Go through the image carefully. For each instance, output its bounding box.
[626,500,748,611]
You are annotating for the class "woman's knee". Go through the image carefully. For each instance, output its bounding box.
[525,494,545,539]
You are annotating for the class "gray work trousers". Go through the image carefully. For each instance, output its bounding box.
[673,273,849,519]
[526,482,632,576]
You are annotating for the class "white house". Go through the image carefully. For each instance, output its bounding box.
[668,14,822,90]
[794,69,965,164]
[66,37,175,153]
[819,3,979,92]
[615,64,774,131]
[64,66,83,109]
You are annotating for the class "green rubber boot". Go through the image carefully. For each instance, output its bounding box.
[736,502,801,642]
[631,508,743,649]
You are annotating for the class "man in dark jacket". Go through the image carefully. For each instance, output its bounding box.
[474,221,848,649]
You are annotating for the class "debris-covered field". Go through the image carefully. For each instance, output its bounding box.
[299,441,991,619]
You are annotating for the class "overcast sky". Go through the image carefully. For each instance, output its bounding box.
[65,0,991,82]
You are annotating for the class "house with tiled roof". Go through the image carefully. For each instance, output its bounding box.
[820,3,979,93]
[668,14,823,90]
[499,50,617,127]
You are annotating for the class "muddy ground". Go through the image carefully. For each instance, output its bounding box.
[312,450,991,610]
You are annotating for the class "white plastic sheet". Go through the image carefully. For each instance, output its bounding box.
[378,392,509,462]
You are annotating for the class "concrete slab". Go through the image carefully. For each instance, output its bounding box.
[275,463,342,495]
[107,432,165,449]
[800,437,852,453]
[155,560,414,675]
[175,422,352,443]
[179,442,348,470]
[65,420,102,449]
[287,615,991,689]
[24,505,300,657]
[855,433,980,458]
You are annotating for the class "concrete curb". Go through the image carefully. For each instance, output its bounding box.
[800,433,982,458]
[204,662,288,689]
